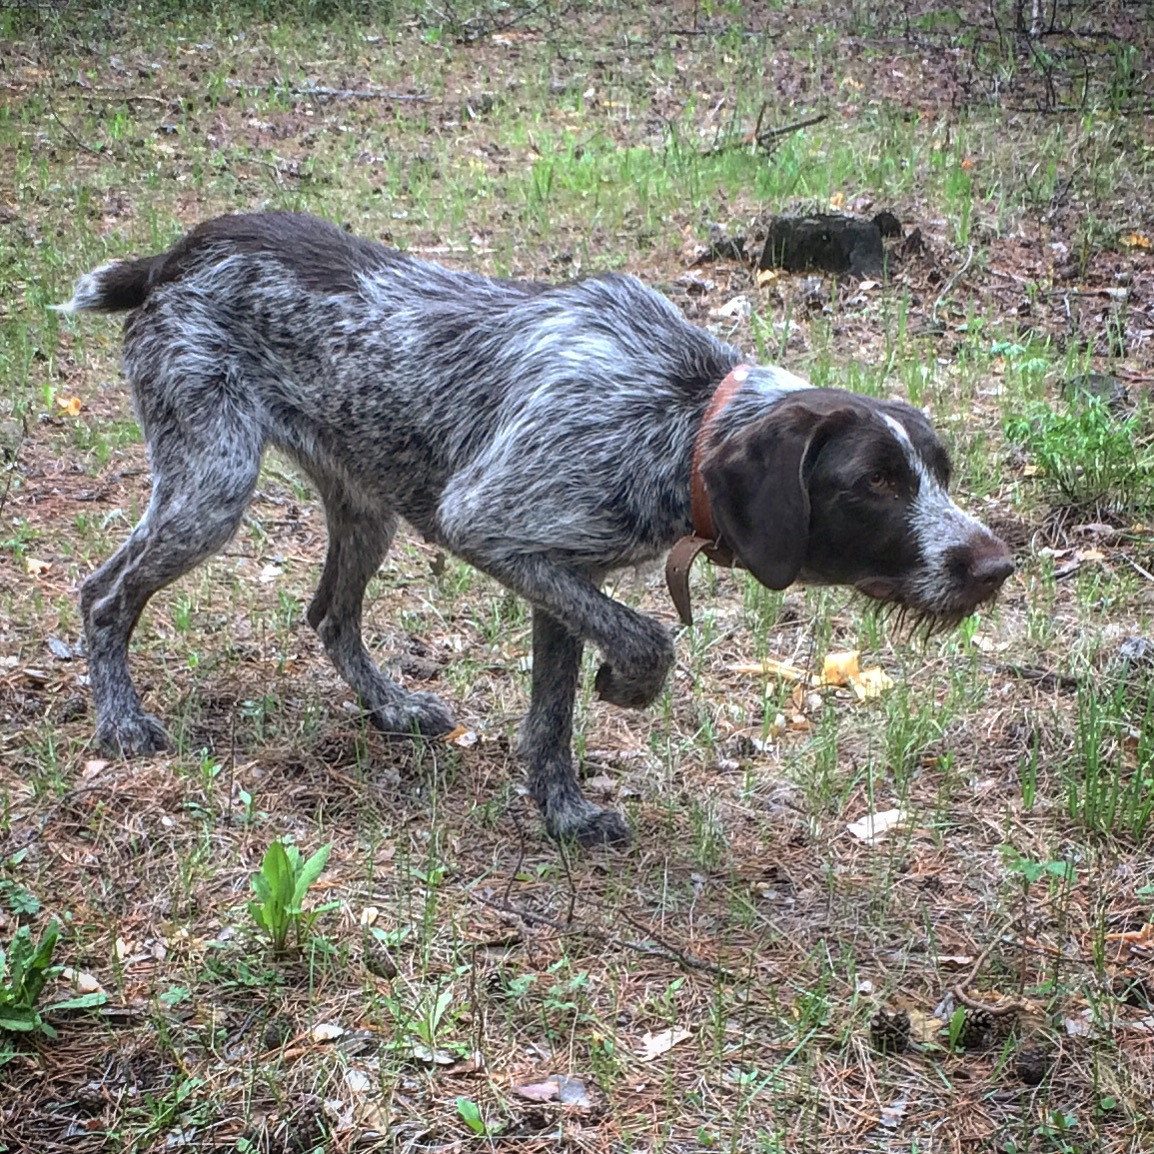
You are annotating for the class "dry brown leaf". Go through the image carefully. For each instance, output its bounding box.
[516,1080,560,1102]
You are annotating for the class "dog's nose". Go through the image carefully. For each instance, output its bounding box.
[971,545,1015,591]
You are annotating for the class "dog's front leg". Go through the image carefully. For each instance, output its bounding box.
[437,532,673,844]
[521,608,631,846]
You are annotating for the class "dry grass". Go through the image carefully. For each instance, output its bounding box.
[2,2,1154,1151]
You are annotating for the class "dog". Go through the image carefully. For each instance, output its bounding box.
[58,212,1013,845]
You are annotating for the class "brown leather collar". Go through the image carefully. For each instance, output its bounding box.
[666,364,750,627]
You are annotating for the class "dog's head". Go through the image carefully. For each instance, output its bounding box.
[700,389,1013,628]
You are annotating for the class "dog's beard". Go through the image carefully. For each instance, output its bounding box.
[854,576,999,639]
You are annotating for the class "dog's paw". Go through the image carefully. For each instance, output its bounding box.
[97,713,172,757]
[594,659,668,709]
[594,624,674,709]
[546,801,631,848]
[369,691,456,739]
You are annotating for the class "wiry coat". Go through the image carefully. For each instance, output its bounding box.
[60,212,1012,845]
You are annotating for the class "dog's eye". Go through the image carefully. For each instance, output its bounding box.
[868,471,892,493]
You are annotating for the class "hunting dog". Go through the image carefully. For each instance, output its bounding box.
[59,212,1013,845]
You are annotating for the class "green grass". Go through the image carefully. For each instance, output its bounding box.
[3,1,1154,1151]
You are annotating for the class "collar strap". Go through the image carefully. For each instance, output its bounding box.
[690,364,750,544]
[666,364,750,627]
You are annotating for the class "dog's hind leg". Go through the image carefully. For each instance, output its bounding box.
[306,489,455,737]
[521,608,630,846]
[81,413,262,757]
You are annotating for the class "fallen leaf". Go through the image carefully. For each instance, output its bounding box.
[343,1069,373,1094]
[56,395,83,416]
[853,665,895,700]
[515,1080,560,1102]
[514,1074,590,1105]
[441,724,476,745]
[1120,231,1151,249]
[906,1008,943,1044]
[258,562,283,583]
[821,650,861,686]
[960,156,974,170]
[937,955,975,971]
[360,906,380,927]
[879,1093,909,1128]
[409,1043,455,1065]
[829,190,846,208]
[846,808,909,844]
[756,267,780,287]
[639,1027,692,1060]
[26,557,52,576]
[311,1022,346,1043]
[59,968,105,994]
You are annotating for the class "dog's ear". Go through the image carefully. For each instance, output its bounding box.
[701,403,854,590]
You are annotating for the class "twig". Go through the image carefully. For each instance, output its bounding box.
[224,80,429,103]
[756,111,827,143]
[704,108,827,156]
[469,891,736,981]
[1126,556,1154,584]
[952,921,1032,1016]
[930,244,975,326]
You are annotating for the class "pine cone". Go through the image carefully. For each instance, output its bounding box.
[362,930,399,980]
[1015,1042,1052,1086]
[869,1008,911,1054]
[957,1006,994,1050]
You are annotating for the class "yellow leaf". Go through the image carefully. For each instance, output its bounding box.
[829,191,846,209]
[821,650,861,687]
[1120,231,1151,249]
[853,665,895,700]
[56,395,83,416]
[756,267,780,287]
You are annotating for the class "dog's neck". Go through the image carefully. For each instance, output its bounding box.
[665,364,750,627]
[690,364,750,547]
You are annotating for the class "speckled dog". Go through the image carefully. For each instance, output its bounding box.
[59,212,1013,845]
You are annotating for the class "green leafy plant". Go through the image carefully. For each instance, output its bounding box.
[247,839,335,957]
[1005,398,1154,511]
[456,1096,488,1136]
[0,921,106,1042]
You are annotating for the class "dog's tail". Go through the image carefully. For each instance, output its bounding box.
[53,254,166,315]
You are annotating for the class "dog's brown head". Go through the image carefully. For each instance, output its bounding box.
[701,389,1013,629]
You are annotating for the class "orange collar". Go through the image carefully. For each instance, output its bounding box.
[690,364,750,543]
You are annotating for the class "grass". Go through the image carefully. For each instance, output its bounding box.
[2,0,1154,1151]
